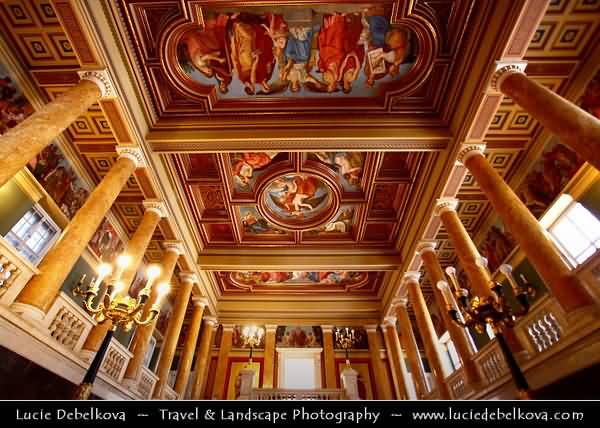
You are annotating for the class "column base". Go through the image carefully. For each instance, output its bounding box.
[10,302,46,322]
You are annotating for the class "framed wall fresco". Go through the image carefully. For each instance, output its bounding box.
[89,218,124,263]
[0,61,33,135]
[276,326,323,348]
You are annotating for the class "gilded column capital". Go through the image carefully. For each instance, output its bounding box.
[192,296,209,308]
[202,316,218,326]
[179,271,199,284]
[403,271,421,285]
[265,324,278,332]
[392,297,409,308]
[142,199,167,218]
[416,240,437,256]
[163,240,184,255]
[457,144,486,165]
[77,69,116,98]
[434,197,459,216]
[116,145,145,168]
[320,325,334,333]
[382,316,397,327]
[490,60,527,92]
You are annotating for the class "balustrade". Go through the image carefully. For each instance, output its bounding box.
[446,368,471,399]
[135,366,159,399]
[250,388,344,400]
[162,385,180,400]
[473,339,509,384]
[0,236,38,306]
[99,338,133,383]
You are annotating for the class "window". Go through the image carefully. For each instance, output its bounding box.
[5,206,60,265]
[439,331,461,371]
[547,201,600,267]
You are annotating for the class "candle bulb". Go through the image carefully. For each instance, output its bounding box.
[114,254,131,281]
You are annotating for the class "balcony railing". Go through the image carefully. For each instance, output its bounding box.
[0,236,39,306]
[250,388,345,400]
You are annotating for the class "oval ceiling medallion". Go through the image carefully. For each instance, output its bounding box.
[258,173,338,231]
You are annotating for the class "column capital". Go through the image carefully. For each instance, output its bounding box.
[490,60,527,92]
[116,145,145,168]
[179,271,198,284]
[221,323,236,331]
[436,280,450,292]
[192,296,209,308]
[77,69,115,98]
[202,316,218,326]
[392,297,409,308]
[320,325,334,333]
[416,240,437,256]
[434,197,459,216]
[403,271,421,284]
[265,324,278,332]
[364,324,379,333]
[163,240,184,255]
[382,316,397,327]
[457,144,486,165]
[143,199,167,218]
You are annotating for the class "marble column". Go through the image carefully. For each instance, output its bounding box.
[190,316,218,399]
[262,325,277,388]
[417,241,481,389]
[404,272,451,399]
[381,318,409,399]
[174,297,208,396]
[366,325,393,400]
[153,272,196,398]
[0,70,113,188]
[81,200,166,354]
[321,325,337,389]
[123,242,182,384]
[434,197,495,300]
[458,145,592,312]
[492,62,600,171]
[393,299,429,399]
[12,147,143,320]
[212,324,234,399]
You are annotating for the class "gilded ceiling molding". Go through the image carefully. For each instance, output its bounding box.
[115,145,145,168]
[142,199,167,218]
[162,240,184,255]
[490,60,528,92]
[433,197,459,216]
[403,271,421,284]
[77,69,116,98]
[456,144,487,165]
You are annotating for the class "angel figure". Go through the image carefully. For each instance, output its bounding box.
[269,175,325,216]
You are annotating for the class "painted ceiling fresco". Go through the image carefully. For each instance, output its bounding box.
[174,151,429,248]
[177,5,417,98]
[217,271,381,293]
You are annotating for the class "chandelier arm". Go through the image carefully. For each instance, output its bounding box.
[134,309,160,326]
[82,295,104,314]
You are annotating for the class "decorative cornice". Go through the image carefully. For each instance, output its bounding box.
[142,199,167,218]
[457,144,486,165]
[192,296,209,307]
[490,60,527,92]
[416,240,437,256]
[434,197,459,216]
[202,316,218,326]
[115,145,145,168]
[403,271,421,284]
[179,272,198,284]
[162,240,184,255]
[382,316,397,327]
[77,69,115,98]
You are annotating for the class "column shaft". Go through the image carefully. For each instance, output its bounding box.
[440,209,495,299]
[321,327,337,388]
[262,326,277,388]
[212,327,233,399]
[395,304,429,398]
[153,276,194,398]
[420,248,481,388]
[465,153,591,312]
[0,79,101,188]
[190,319,217,399]
[82,208,161,353]
[366,327,393,399]
[383,322,409,399]
[406,278,451,399]
[124,248,179,381]
[499,72,600,171]
[15,156,136,314]
[174,301,205,396]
